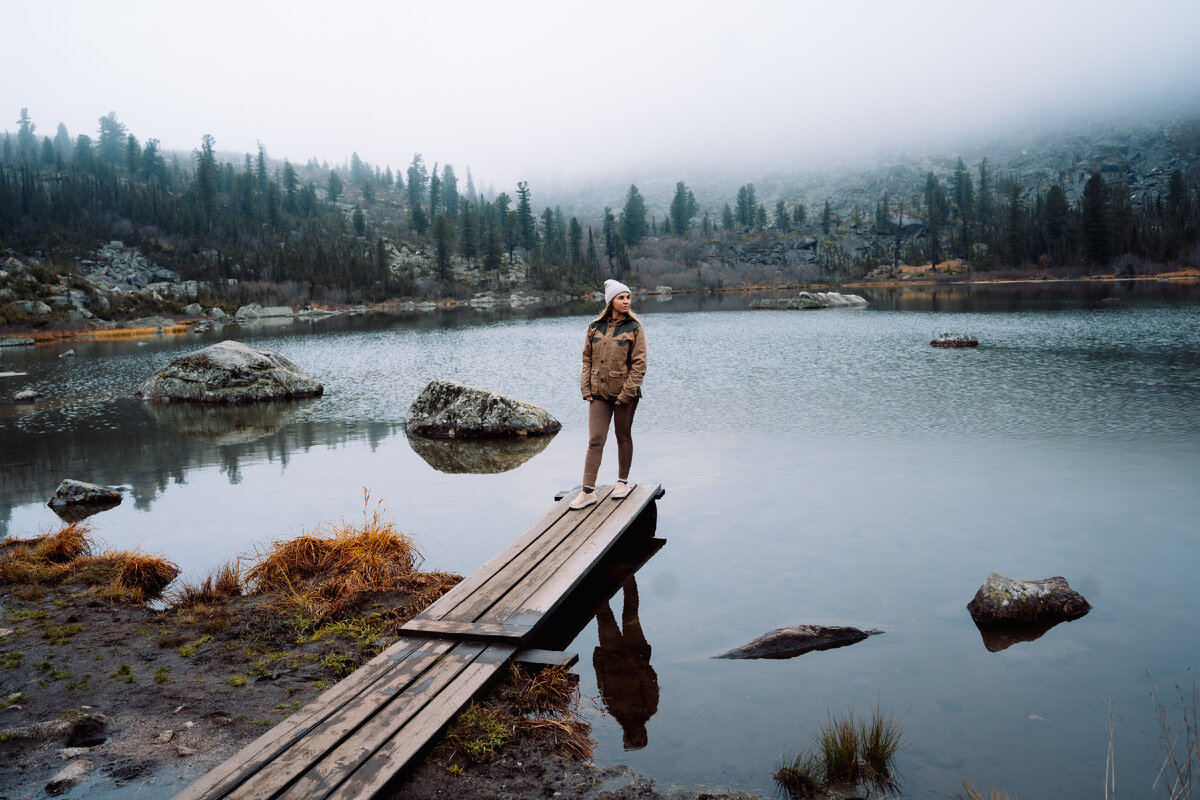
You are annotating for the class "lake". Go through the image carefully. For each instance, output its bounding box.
[3,279,1200,798]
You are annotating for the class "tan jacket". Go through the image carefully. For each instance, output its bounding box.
[581,316,647,404]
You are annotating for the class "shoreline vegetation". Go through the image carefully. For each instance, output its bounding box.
[3,108,1198,343]
[0,501,628,799]
[5,270,1199,345]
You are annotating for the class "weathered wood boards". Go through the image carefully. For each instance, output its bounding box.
[174,483,661,800]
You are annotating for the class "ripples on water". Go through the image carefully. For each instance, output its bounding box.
[2,286,1200,798]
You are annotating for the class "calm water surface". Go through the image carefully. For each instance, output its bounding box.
[3,281,1199,798]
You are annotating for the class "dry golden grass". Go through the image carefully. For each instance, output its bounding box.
[0,523,179,601]
[244,496,460,621]
[173,560,243,607]
[77,325,189,340]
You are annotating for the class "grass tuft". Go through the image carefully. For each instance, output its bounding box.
[0,524,179,601]
[774,705,905,799]
[173,560,243,607]
[244,495,459,622]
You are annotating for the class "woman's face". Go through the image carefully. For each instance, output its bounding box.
[612,291,632,315]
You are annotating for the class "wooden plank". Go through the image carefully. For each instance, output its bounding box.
[170,638,446,800]
[279,643,517,800]
[411,491,592,621]
[514,649,579,669]
[471,485,659,630]
[413,485,619,625]
[397,618,533,643]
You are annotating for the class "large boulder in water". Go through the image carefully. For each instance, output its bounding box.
[135,341,323,404]
[967,573,1091,626]
[48,479,122,522]
[714,624,881,660]
[405,379,560,438]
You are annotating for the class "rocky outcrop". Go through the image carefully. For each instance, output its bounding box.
[714,624,881,660]
[0,337,35,347]
[749,291,868,310]
[76,241,179,292]
[235,303,294,320]
[932,333,979,347]
[967,573,1092,626]
[135,341,324,404]
[405,379,560,438]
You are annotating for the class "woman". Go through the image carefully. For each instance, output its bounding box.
[569,279,647,509]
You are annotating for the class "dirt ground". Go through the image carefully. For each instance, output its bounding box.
[0,588,757,800]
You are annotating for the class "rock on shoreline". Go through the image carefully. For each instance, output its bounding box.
[135,341,324,404]
[748,291,868,310]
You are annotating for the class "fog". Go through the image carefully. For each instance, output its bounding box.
[3,0,1198,193]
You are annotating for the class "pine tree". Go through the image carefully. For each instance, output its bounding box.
[406,153,427,210]
[96,112,127,167]
[433,214,453,279]
[459,199,478,262]
[620,185,648,246]
[442,164,459,222]
[429,163,442,216]
[669,181,696,237]
[516,181,537,250]
[721,203,735,231]
[326,170,343,204]
[193,134,220,219]
[774,200,790,231]
[1081,172,1111,264]
[15,109,36,162]
[568,216,583,265]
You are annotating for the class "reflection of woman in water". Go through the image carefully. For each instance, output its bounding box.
[592,576,659,750]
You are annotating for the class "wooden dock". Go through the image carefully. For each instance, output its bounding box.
[173,482,663,800]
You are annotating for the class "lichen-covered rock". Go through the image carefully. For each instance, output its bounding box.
[714,624,881,660]
[48,479,122,507]
[405,379,560,438]
[135,341,323,404]
[967,573,1091,626]
[932,332,979,347]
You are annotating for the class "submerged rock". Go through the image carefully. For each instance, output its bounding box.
[967,573,1091,626]
[932,332,979,347]
[135,341,323,404]
[405,379,561,438]
[749,291,868,310]
[714,624,881,660]
[48,479,122,508]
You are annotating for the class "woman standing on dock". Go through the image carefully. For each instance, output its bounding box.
[569,279,647,509]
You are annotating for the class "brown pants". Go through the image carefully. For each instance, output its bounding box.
[583,397,638,489]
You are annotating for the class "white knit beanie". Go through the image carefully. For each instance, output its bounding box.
[604,279,631,305]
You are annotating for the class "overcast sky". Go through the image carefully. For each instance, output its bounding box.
[3,0,1199,193]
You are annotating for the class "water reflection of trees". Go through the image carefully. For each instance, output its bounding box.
[0,398,401,534]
